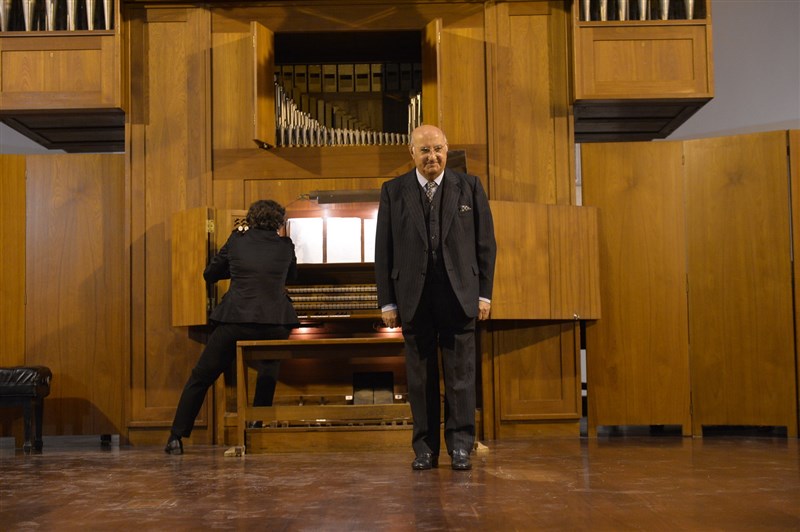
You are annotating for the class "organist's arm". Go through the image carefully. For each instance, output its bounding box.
[282,236,298,283]
[203,237,232,283]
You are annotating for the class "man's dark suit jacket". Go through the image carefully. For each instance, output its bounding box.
[204,228,299,326]
[375,168,497,322]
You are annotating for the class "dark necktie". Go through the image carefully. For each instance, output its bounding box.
[424,181,437,203]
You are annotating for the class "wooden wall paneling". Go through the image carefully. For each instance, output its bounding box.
[128,7,214,443]
[581,141,691,436]
[486,2,567,204]
[493,321,581,437]
[213,146,413,181]
[685,131,797,436]
[791,130,800,434]
[25,154,127,437]
[212,179,246,209]
[0,155,26,367]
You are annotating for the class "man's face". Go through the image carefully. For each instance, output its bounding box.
[410,130,448,181]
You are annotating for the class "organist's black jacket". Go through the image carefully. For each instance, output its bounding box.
[204,227,299,327]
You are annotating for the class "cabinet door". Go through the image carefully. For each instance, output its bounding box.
[490,200,600,320]
[685,131,797,436]
[422,18,442,129]
[252,21,276,149]
[582,141,692,434]
[171,207,246,327]
[171,207,214,327]
[493,321,582,437]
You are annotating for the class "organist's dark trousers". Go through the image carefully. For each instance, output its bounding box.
[402,273,476,457]
[171,322,291,438]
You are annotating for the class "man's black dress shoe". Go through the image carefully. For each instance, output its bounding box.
[164,436,183,455]
[412,452,438,470]
[451,448,471,470]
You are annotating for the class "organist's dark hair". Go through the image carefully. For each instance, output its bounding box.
[246,199,286,231]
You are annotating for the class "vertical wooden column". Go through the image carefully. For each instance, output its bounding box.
[482,2,583,438]
[127,6,213,445]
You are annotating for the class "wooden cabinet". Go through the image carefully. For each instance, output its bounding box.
[0,4,124,151]
[582,130,799,437]
[571,2,714,141]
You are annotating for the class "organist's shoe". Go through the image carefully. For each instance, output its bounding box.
[412,452,438,470]
[164,435,183,455]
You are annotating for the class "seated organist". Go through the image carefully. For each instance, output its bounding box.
[165,199,300,455]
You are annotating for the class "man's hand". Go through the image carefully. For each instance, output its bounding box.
[478,300,491,321]
[382,309,400,329]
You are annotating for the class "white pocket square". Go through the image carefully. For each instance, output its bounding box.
[459,205,472,213]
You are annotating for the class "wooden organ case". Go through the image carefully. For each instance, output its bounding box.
[172,193,602,452]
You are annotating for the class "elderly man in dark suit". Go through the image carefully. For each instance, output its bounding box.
[375,125,496,471]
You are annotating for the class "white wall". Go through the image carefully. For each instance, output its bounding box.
[0,123,61,153]
[669,0,800,139]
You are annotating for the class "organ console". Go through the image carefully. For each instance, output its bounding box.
[171,193,413,452]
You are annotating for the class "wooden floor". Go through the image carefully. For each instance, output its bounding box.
[1,431,798,531]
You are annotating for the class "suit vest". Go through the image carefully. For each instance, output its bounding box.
[421,180,446,280]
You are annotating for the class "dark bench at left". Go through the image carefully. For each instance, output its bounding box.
[0,366,52,452]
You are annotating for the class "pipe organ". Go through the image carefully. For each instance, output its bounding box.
[273,72,422,148]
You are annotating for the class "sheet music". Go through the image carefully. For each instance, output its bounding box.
[363,218,376,263]
[326,217,362,263]
[287,217,324,263]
